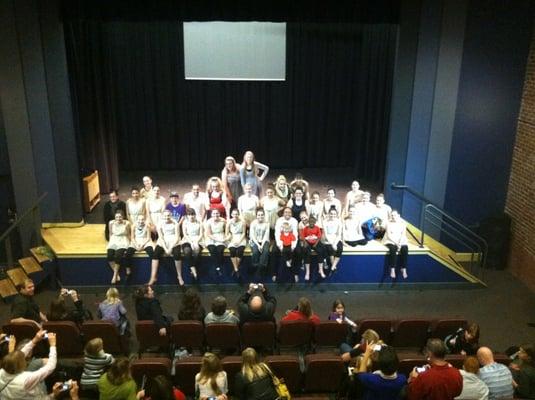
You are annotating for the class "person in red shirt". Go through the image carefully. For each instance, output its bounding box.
[279,222,297,268]
[407,338,463,400]
[300,215,326,281]
[281,297,320,325]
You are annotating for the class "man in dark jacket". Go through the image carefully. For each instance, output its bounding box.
[103,190,127,240]
[237,283,276,324]
[11,279,47,325]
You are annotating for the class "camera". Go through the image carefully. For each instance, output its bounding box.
[61,380,72,391]
[3,336,10,342]
[42,330,48,339]
[207,397,217,400]
[416,366,428,373]
[373,344,382,351]
[252,284,259,290]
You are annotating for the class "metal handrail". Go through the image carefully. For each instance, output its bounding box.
[0,192,47,266]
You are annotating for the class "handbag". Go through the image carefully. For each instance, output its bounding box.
[264,366,291,400]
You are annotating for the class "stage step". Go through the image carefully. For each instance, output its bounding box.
[6,268,28,287]
[0,278,18,299]
[30,247,52,264]
[19,257,43,275]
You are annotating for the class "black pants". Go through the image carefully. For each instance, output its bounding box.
[385,244,408,269]
[124,246,155,270]
[270,242,302,275]
[345,239,368,247]
[107,248,126,263]
[153,245,181,261]
[181,243,202,267]
[228,246,245,258]
[302,241,326,263]
[207,244,225,267]
[326,241,343,258]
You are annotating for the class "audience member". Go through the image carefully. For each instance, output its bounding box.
[0,334,15,365]
[355,345,407,400]
[204,296,239,325]
[97,358,143,400]
[177,287,206,322]
[98,288,129,335]
[134,285,172,336]
[510,344,535,399]
[455,356,489,400]
[142,375,185,400]
[195,352,228,399]
[341,329,381,363]
[234,347,279,400]
[281,297,320,325]
[407,338,462,400]
[47,289,88,325]
[237,283,276,324]
[445,322,480,356]
[103,190,127,241]
[0,330,57,398]
[328,299,357,330]
[50,380,80,400]
[11,279,47,325]
[477,346,514,400]
[80,338,114,392]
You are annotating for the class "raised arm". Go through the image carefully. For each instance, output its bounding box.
[255,161,269,181]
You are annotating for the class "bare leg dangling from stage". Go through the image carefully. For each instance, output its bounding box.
[148,258,159,285]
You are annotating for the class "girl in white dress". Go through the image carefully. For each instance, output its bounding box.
[126,187,146,225]
[306,191,324,227]
[322,207,343,273]
[343,206,368,247]
[140,175,155,199]
[323,188,342,217]
[344,180,364,216]
[382,210,409,279]
[204,209,227,276]
[146,186,166,236]
[152,210,183,286]
[249,208,270,276]
[125,214,154,281]
[260,185,280,235]
[107,211,131,284]
[181,208,203,281]
[225,209,246,277]
[238,183,259,227]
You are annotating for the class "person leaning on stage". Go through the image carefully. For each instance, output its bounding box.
[237,283,276,325]
[205,296,239,325]
[407,338,463,400]
[183,184,208,221]
[134,285,172,337]
[11,279,47,326]
[103,189,127,241]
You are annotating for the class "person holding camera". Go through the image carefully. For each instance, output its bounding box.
[237,283,276,325]
[47,289,89,325]
[0,330,57,398]
[49,380,80,400]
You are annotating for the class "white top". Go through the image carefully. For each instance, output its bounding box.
[158,220,179,249]
[205,218,226,245]
[306,200,324,226]
[275,216,299,248]
[322,217,342,245]
[346,189,364,208]
[238,194,259,225]
[107,221,130,250]
[261,196,280,228]
[249,219,270,245]
[374,204,392,226]
[354,201,377,223]
[323,198,342,216]
[140,187,155,200]
[382,219,408,246]
[227,219,247,247]
[132,223,151,249]
[455,370,489,400]
[343,218,365,242]
[195,371,228,398]
[184,192,208,219]
[126,198,145,224]
[147,196,166,226]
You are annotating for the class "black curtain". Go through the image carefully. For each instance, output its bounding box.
[64,21,397,190]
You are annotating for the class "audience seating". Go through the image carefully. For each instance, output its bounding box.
[430,318,467,339]
[205,323,241,352]
[241,321,276,351]
[303,354,345,394]
[265,354,302,394]
[495,353,512,366]
[221,355,244,395]
[131,357,172,383]
[135,321,170,357]
[278,320,314,352]
[398,356,427,376]
[173,356,203,396]
[445,354,465,369]
[2,321,39,341]
[313,321,349,351]
[391,319,431,351]
[43,321,84,357]
[81,320,126,355]
[169,321,204,353]
[358,319,392,342]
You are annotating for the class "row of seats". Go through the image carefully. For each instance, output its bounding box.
[2,317,469,357]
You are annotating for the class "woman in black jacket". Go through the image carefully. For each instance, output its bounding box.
[47,289,89,325]
[234,347,278,400]
[134,285,172,337]
[445,322,480,356]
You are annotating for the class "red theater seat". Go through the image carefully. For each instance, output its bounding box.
[303,354,345,393]
[2,321,39,341]
[174,356,203,396]
[430,318,467,340]
[265,354,302,394]
[135,321,170,356]
[391,319,431,350]
[313,321,349,351]
[398,357,427,376]
[278,320,314,351]
[358,319,392,343]
[205,323,240,352]
[241,321,276,351]
[131,357,172,384]
[169,321,204,352]
[221,355,243,395]
[82,321,126,355]
[43,321,84,357]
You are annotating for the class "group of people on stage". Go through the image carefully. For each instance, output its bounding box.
[103,150,409,286]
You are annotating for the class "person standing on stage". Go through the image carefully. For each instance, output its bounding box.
[240,150,269,197]
[107,210,131,285]
[383,210,409,279]
[238,183,259,228]
[103,190,126,241]
[145,185,166,236]
[226,209,246,277]
[152,209,183,286]
[166,191,186,225]
[184,184,208,221]
[125,187,146,225]
[290,172,310,199]
[206,177,230,219]
[181,208,203,281]
[139,175,155,199]
[221,156,242,210]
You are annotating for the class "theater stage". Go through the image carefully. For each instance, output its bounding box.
[40,223,484,289]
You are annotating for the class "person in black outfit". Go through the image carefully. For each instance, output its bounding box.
[445,322,480,355]
[177,288,206,322]
[11,279,47,325]
[237,283,276,325]
[47,289,89,325]
[103,190,127,240]
[134,285,172,337]
[234,347,279,400]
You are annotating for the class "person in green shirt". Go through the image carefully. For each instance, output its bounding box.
[511,344,535,399]
[97,358,143,400]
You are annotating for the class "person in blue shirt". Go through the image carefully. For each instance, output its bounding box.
[166,192,186,224]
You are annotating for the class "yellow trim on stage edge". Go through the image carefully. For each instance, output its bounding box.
[42,220,85,228]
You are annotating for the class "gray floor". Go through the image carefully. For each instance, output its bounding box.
[2,268,533,353]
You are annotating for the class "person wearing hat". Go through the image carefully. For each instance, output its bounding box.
[166,192,186,225]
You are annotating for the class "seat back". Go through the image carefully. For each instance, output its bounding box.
[278,320,314,348]
[358,319,392,343]
[303,354,345,393]
[43,321,83,357]
[265,355,302,394]
[81,321,124,354]
[174,356,203,395]
[205,323,240,350]
[2,322,39,341]
[494,353,512,366]
[135,321,170,354]
[398,357,427,376]
[241,321,276,350]
[314,321,349,348]
[169,321,204,350]
[430,319,467,340]
[131,357,172,384]
[221,356,243,395]
[445,354,466,369]
[391,319,431,349]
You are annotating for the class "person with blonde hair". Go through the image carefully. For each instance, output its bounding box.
[206,177,230,219]
[221,156,241,209]
[341,329,381,363]
[98,288,128,332]
[273,175,291,206]
[240,150,269,197]
[234,347,279,400]
[195,353,228,399]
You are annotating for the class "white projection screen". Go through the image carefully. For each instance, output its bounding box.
[183,22,286,81]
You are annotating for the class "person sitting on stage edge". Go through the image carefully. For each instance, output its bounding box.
[204,296,239,325]
[47,288,89,325]
[237,283,276,325]
[134,285,172,337]
[103,189,127,241]
[177,288,206,322]
[281,297,320,325]
[11,279,47,326]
